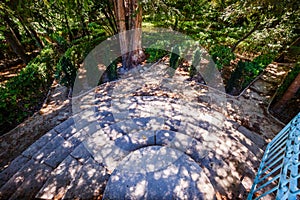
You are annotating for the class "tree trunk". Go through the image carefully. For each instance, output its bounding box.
[18,17,33,40]
[114,0,130,69]
[113,0,144,69]
[27,23,44,49]
[3,16,22,42]
[273,72,300,112]
[128,0,145,67]
[3,24,29,64]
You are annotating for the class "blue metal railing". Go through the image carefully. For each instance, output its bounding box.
[248,113,300,200]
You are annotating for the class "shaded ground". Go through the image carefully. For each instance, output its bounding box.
[0,62,267,199]
[0,61,25,84]
[0,58,288,171]
[270,94,300,124]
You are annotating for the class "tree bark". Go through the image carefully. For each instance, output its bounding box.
[128,0,145,67]
[114,0,130,69]
[113,0,144,69]
[273,72,300,112]
[3,24,29,64]
[25,21,44,49]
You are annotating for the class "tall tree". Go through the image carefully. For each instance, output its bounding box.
[113,0,145,69]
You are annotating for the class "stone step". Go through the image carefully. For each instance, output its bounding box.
[85,120,260,197]
[0,155,30,188]
[0,130,90,199]
[36,144,92,199]
[103,146,216,200]
[0,159,52,199]
[249,79,276,96]
[62,157,109,199]
[35,155,84,199]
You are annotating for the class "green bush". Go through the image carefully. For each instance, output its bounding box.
[209,45,236,70]
[0,46,59,135]
[106,59,119,81]
[55,35,108,87]
[226,53,275,94]
[145,48,168,63]
[170,45,180,69]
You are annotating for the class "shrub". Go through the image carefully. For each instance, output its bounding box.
[0,46,59,135]
[170,45,181,69]
[145,48,168,63]
[226,53,275,95]
[209,45,236,70]
[55,35,108,87]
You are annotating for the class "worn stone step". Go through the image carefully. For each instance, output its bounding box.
[36,156,84,199]
[36,143,94,199]
[0,159,52,199]
[103,146,216,200]
[63,157,109,199]
[85,128,156,171]
[22,129,58,159]
[0,155,30,188]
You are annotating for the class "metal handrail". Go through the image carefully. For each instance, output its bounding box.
[248,112,300,200]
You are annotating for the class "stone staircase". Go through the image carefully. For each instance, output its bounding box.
[227,63,289,139]
[0,62,279,199]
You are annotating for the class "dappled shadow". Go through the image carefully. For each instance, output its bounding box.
[103,146,215,199]
[0,59,273,199]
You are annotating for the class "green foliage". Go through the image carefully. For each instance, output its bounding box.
[170,45,180,69]
[226,53,275,94]
[189,48,202,77]
[55,35,107,87]
[88,22,107,36]
[0,46,59,134]
[209,45,236,70]
[56,56,76,87]
[145,48,168,63]
[106,59,118,81]
[50,33,70,51]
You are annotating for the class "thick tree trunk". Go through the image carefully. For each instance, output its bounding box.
[128,0,145,67]
[3,24,29,64]
[113,0,144,69]
[273,72,300,112]
[114,0,130,69]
